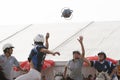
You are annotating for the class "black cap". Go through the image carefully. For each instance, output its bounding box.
[73,51,80,55]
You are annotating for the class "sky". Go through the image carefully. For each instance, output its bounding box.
[0,0,120,24]
[0,0,120,61]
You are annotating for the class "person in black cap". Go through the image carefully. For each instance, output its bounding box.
[90,52,117,80]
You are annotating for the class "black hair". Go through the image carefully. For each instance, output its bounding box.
[34,42,43,45]
[73,51,80,55]
[88,74,93,78]
[88,74,93,80]
[3,48,10,53]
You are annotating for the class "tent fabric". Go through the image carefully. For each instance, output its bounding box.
[51,21,120,61]
[13,60,55,71]
[0,22,89,61]
[0,22,120,61]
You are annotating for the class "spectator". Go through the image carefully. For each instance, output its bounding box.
[88,75,94,80]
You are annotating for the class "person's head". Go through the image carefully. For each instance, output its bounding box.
[88,75,93,80]
[34,34,44,45]
[73,51,81,59]
[3,43,14,56]
[98,52,106,61]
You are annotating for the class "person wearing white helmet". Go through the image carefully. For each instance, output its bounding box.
[89,52,118,80]
[34,33,49,49]
[0,43,26,80]
[31,33,60,71]
[15,33,60,80]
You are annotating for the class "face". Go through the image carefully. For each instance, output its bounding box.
[98,54,104,61]
[8,48,13,55]
[5,48,13,57]
[73,53,81,59]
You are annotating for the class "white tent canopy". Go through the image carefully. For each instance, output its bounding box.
[0,21,120,61]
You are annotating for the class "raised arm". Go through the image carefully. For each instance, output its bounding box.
[45,33,49,49]
[77,36,85,58]
[40,48,60,56]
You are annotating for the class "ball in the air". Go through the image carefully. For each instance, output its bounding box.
[62,9,73,18]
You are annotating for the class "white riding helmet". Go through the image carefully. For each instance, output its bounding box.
[3,43,14,51]
[34,34,44,43]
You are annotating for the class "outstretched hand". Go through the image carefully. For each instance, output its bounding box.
[46,33,50,40]
[20,68,29,74]
[77,36,83,43]
[53,52,60,56]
